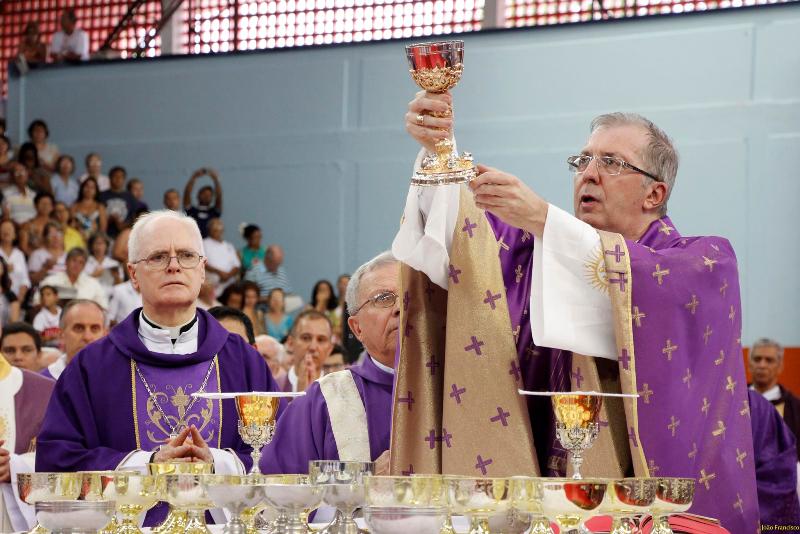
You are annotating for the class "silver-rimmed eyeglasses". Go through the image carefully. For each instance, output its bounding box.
[132,250,204,271]
[567,154,661,182]
[353,291,398,315]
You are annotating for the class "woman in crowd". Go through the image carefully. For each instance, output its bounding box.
[308,279,341,342]
[28,221,66,285]
[0,220,30,304]
[79,152,110,191]
[50,154,80,205]
[84,232,121,292]
[265,287,293,341]
[28,119,59,173]
[17,142,51,193]
[71,177,108,240]
[17,22,47,64]
[52,201,86,251]
[239,223,264,272]
[219,283,245,309]
[0,256,20,326]
[2,162,37,225]
[242,281,266,337]
[19,192,55,256]
[203,218,240,296]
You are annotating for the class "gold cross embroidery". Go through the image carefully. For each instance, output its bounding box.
[632,306,646,327]
[715,350,725,366]
[701,397,710,416]
[702,256,717,272]
[659,220,674,235]
[725,376,737,395]
[497,237,510,252]
[648,459,660,475]
[662,339,678,361]
[521,231,531,243]
[733,494,744,513]
[682,368,692,388]
[688,442,698,459]
[740,399,750,417]
[685,294,699,315]
[652,264,670,285]
[712,420,726,439]
[639,383,653,404]
[515,264,523,284]
[729,305,736,321]
[736,448,747,468]
[720,278,729,296]
[703,325,713,345]
[667,415,680,437]
[699,469,716,490]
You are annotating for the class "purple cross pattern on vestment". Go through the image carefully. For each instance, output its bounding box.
[441,428,453,448]
[449,264,462,284]
[475,455,493,475]
[465,336,485,356]
[403,291,410,310]
[628,427,638,448]
[426,355,440,376]
[571,367,584,389]
[404,321,414,338]
[483,290,502,310]
[608,271,628,292]
[425,429,438,449]
[490,406,511,427]
[605,244,625,262]
[509,361,522,383]
[450,383,466,404]
[619,349,630,370]
[462,217,478,238]
[397,391,414,411]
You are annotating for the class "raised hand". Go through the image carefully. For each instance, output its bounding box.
[405,90,454,153]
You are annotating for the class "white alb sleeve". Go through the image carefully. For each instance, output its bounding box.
[530,204,617,360]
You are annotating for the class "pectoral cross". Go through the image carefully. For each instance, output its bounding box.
[736,448,747,468]
[515,264,523,284]
[703,325,713,345]
[725,375,737,395]
[684,294,699,315]
[632,306,646,327]
[712,420,726,439]
[698,469,716,490]
[662,339,678,361]
[652,264,670,285]
[715,350,725,366]
[667,415,680,437]
[702,256,717,272]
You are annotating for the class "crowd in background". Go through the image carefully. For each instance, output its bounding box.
[0,115,364,382]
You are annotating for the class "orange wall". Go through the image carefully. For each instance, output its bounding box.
[742,347,800,395]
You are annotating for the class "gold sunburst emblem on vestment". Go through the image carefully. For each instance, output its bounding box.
[584,246,609,293]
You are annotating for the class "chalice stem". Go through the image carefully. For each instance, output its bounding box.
[468,517,491,534]
[249,448,262,475]
[570,450,585,479]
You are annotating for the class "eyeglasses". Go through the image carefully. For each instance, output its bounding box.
[353,291,398,315]
[567,154,661,182]
[132,250,204,271]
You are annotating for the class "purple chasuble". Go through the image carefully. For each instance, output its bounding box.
[260,355,394,474]
[36,308,282,526]
[748,389,800,526]
[14,370,54,454]
[40,368,55,381]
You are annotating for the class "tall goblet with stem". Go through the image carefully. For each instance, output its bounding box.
[309,460,374,534]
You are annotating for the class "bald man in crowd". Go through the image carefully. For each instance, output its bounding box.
[42,299,106,380]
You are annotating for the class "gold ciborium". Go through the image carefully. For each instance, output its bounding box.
[552,394,602,480]
[405,40,477,186]
[78,470,137,534]
[100,473,160,534]
[17,472,82,534]
[148,461,213,534]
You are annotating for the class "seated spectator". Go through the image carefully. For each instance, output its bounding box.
[40,247,108,308]
[78,153,109,191]
[16,142,51,194]
[163,188,181,211]
[71,177,107,239]
[50,155,79,205]
[322,344,348,376]
[1,322,43,372]
[219,282,244,309]
[0,135,12,185]
[308,279,341,342]
[242,281,266,337]
[28,222,66,285]
[52,200,86,252]
[0,221,30,304]
[0,257,20,326]
[49,8,89,63]
[107,279,142,326]
[196,280,221,310]
[42,299,106,380]
[126,178,149,213]
[19,192,55,256]
[84,232,121,292]
[98,166,137,239]
[254,334,288,386]
[750,337,800,461]
[184,168,222,237]
[209,306,256,346]
[32,285,61,347]
[284,310,333,393]
[27,119,59,173]
[239,223,264,272]
[17,21,47,65]
[265,288,293,341]
[2,162,37,225]
[245,244,292,298]
[203,218,239,296]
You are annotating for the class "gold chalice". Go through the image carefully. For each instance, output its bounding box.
[540,478,608,534]
[552,394,602,479]
[446,476,529,534]
[148,461,213,534]
[600,478,657,534]
[78,470,136,534]
[650,477,695,534]
[236,394,280,474]
[405,40,477,186]
[100,473,160,534]
[308,460,374,534]
[162,473,214,534]
[509,477,553,534]
[17,472,82,534]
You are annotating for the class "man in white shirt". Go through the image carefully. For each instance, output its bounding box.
[108,279,142,325]
[40,248,108,309]
[282,310,334,393]
[202,218,240,296]
[49,9,89,62]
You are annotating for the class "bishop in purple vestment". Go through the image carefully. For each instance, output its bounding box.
[262,253,398,474]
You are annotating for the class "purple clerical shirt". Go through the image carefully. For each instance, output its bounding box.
[260,355,394,474]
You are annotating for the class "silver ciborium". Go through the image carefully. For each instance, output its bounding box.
[35,500,116,534]
[162,473,215,534]
[261,474,325,534]
[650,477,695,534]
[405,40,477,186]
[309,460,374,534]
[363,475,448,534]
[204,474,265,534]
[17,472,82,534]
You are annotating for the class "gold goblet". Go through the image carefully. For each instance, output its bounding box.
[236,394,280,474]
[446,476,528,534]
[78,470,136,534]
[34,500,116,534]
[540,478,608,534]
[405,40,477,186]
[601,478,657,534]
[650,477,695,534]
[17,472,82,534]
[551,394,603,479]
[162,473,214,534]
[100,473,160,534]
[148,461,213,534]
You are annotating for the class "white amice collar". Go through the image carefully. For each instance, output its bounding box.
[138,311,199,355]
[370,356,395,376]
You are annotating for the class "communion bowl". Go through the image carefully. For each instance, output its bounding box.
[261,474,325,513]
[35,500,116,533]
[654,477,695,513]
[309,460,374,509]
[364,506,448,534]
[446,476,513,516]
[18,472,82,504]
[604,478,658,514]
[539,478,608,527]
[101,473,160,511]
[78,471,135,501]
[204,474,265,514]
[162,473,214,510]
[405,41,465,93]
[364,475,444,507]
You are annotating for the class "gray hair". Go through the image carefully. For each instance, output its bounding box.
[60,299,106,328]
[590,112,679,216]
[127,209,204,263]
[751,337,784,362]
[345,251,397,314]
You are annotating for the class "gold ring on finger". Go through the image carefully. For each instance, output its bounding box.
[416,114,425,126]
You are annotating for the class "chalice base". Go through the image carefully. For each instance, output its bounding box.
[152,508,188,534]
[650,515,674,534]
[318,510,366,534]
[529,517,555,534]
[440,515,456,534]
[467,517,491,534]
[183,510,212,534]
[609,516,636,534]
[27,523,48,534]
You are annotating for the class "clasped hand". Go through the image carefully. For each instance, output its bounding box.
[152,425,213,463]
